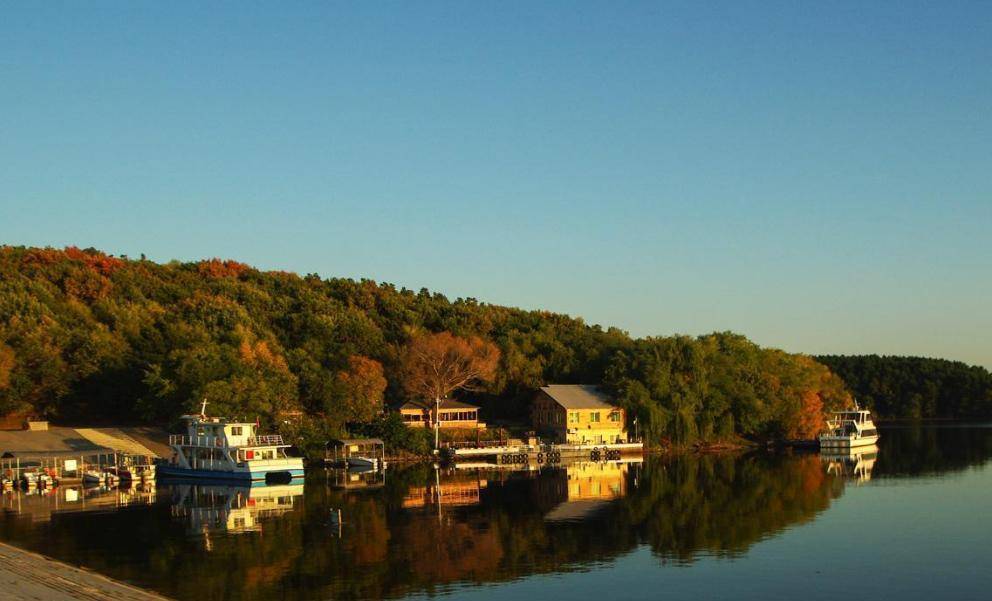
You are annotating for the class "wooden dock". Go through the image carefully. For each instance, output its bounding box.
[444,441,644,464]
[0,540,170,600]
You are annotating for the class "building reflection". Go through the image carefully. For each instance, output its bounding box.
[402,470,488,509]
[169,481,304,542]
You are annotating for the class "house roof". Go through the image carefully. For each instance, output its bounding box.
[328,438,384,446]
[539,385,615,410]
[398,399,480,411]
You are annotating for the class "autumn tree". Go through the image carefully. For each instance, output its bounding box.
[336,355,387,423]
[0,344,12,390]
[399,331,500,449]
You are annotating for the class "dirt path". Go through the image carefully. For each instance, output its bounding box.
[0,541,170,601]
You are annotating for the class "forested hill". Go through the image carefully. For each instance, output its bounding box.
[0,245,850,448]
[816,355,992,419]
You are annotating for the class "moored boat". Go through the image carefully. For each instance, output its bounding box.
[159,404,304,483]
[819,405,880,449]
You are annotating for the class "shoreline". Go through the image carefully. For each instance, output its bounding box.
[0,540,170,601]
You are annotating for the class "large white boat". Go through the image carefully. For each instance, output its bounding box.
[159,406,304,483]
[819,406,880,449]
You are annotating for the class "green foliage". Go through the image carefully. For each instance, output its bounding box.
[0,245,857,445]
[605,333,851,445]
[352,413,432,456]
[816,355,992,419]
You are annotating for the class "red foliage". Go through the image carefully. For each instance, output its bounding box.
[198,258,251,279]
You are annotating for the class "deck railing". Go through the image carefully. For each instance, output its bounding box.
[169,434,225,448]
[246,435,285,447]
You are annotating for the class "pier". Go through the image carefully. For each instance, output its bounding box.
[442,440,644,464]
[0,540,169,600]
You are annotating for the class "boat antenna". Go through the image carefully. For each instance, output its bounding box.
[200,398,208,417]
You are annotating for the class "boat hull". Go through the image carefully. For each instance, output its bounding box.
[157,465,305,482]
[819,435,880,449]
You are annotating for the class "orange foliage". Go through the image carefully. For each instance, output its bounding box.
[0,344,14,390]
[399,332,500,401]
[197,258,251,279]
[239,339,289,372]
[337,355,387,422]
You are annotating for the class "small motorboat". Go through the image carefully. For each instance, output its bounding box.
[83,470,104,485]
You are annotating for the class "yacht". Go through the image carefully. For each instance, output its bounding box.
[158,405,304,482]
[820,405,880,449]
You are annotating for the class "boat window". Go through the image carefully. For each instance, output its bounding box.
[231,426,243,436]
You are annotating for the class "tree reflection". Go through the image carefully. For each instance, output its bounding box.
[0,425,988,601]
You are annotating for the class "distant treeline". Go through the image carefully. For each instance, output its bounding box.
[0,246,849,449]
[816,355,992,419]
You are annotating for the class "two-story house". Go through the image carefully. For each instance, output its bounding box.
[531,384,627,445]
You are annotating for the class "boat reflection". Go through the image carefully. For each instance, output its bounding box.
[821,445,879,484]
[168,480,304,542]
[0,481,157,522]
[327,466,386,491]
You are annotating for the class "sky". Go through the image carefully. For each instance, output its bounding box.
[1,2,990,368]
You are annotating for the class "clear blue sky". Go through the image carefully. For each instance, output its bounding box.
[1,2,990,368]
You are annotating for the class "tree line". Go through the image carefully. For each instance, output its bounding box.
[816,355,992,419]
[0,245,852,451]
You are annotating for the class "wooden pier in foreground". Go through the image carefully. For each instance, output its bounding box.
[0,540,170,600]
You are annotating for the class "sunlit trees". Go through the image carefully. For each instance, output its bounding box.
[0,244,904,451]
[336,355,387,423]
[399,331,500,449]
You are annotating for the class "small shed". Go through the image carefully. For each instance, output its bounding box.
[325,438,385,468]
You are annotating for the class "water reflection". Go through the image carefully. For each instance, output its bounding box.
[0,481,157,522]
[170,480,304,541]
[0,424,986,601]
[821,445,878,484]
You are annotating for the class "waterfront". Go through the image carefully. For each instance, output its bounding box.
[0,424,989,601]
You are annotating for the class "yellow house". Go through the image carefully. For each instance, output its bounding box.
[397,399,486,430]
[531,385,627,445]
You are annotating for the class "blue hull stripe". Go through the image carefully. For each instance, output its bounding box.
[157,466,305,481]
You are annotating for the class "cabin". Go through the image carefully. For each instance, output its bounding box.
[531,385,627,445]
[396,399,486,429]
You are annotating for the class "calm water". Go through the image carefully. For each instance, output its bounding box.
[1,424,990,601]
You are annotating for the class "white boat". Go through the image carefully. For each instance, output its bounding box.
[158,403,304,483]
[820,405,880,449]
[347,456,384,469]
[82,470,104,485]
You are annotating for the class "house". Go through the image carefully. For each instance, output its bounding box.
[531,385,627,444]
[397,399,486,429]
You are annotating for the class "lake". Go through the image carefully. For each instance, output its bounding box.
[1,423,990,600]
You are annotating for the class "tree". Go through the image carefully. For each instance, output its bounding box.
[336,355,387,423]
[399,331,500,450]
[0,344,13,390]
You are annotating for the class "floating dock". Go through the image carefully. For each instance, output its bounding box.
[443,441,643,464]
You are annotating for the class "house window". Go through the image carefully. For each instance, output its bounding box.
[590,412,601,423]
[569,412,579,423]
[609,411,621,422]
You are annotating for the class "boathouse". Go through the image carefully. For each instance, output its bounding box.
[397,398,486,429]
[531,385,628,445]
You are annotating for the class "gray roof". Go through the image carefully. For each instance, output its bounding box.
[398,399,479,411]
[329,438,384,446]
[539,385,615,410]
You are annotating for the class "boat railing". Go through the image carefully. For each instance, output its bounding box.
[246,435,285,447]
[169,434,227,448]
